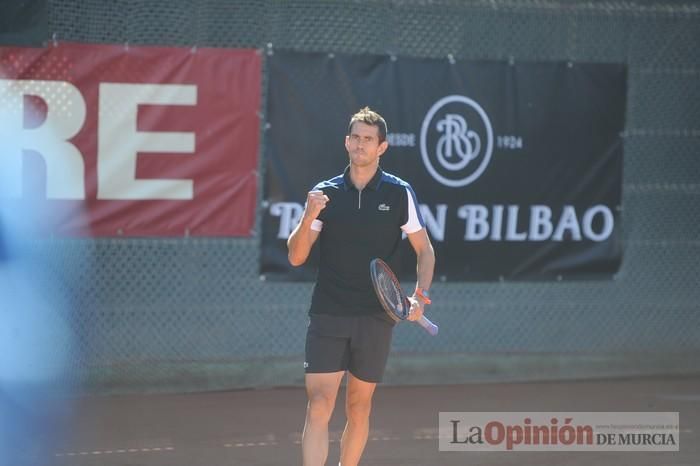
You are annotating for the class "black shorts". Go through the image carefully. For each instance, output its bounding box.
[304,313,395,383]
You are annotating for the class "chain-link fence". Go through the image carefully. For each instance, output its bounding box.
[32,0,700,393]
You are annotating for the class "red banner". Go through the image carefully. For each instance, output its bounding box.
[0,42,261,236]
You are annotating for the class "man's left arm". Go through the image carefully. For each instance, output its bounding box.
[406,228,435,321]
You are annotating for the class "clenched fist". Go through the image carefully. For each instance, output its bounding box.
[304,190,330,221]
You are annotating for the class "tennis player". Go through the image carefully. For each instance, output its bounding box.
[287,107,435,466]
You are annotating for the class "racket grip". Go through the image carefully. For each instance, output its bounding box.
[417,315,439,336]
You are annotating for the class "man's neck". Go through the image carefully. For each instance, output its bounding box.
[349,163,378,191]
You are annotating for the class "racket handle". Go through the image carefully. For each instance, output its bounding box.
[417,315,439,336]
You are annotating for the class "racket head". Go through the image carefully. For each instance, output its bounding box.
[369,258,410,322]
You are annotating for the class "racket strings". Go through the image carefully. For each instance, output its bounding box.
[378,268,407,319]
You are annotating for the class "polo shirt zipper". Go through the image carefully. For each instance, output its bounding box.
[358,189,362,209]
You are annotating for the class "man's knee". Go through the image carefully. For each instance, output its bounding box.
[307,392,337,424]
[345,396,372,423]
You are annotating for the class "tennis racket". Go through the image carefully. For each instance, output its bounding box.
[369,258,439,336]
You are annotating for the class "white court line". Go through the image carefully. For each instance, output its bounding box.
[55,446,174,457]
[224,433,278,448]
[223,441,278,447]
[57,429,446,456]
[655,393,700,402]
[51,426,697,457]
[291,430,440,447]
[369,436,402,441]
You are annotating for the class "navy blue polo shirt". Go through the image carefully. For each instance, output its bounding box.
[308,165,425,317]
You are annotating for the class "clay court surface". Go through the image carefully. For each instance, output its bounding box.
[33,375,698,466]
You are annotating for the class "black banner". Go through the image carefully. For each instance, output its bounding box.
[0,0,47,47]
[261,50,626,281]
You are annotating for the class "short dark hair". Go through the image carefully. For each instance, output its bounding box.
[347,106,387,143]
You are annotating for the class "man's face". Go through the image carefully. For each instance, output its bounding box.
[345,121,388,168]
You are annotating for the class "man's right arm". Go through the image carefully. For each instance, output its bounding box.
[287,190,329,266]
